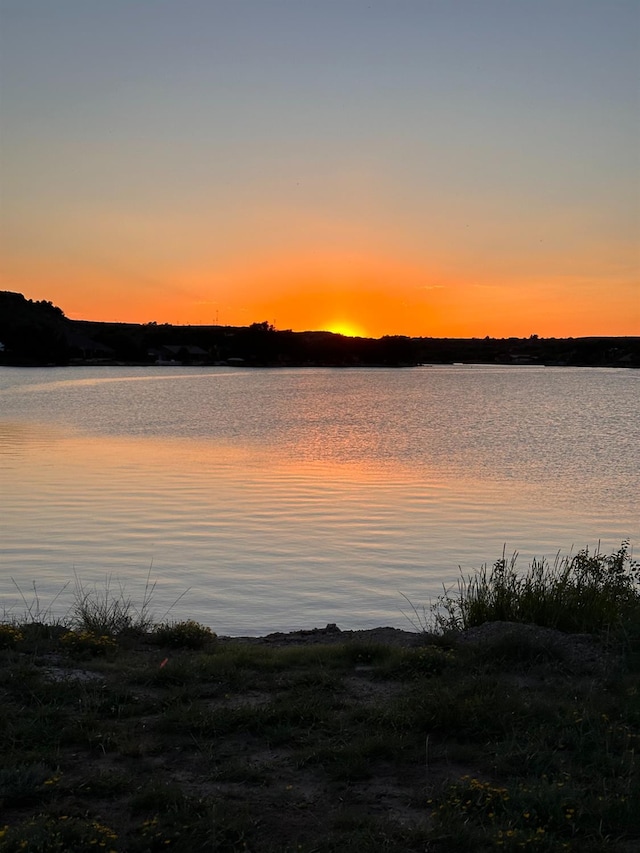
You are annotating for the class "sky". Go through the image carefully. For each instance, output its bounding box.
[1,0,638,338]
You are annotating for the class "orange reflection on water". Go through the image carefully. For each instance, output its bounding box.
[1,416,636,635]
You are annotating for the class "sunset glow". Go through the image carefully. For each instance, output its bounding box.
[1,1,638,337]
[325,321,369,339]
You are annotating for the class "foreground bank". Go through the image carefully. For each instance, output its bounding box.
[2,546,639,851]
[0,616,638,852]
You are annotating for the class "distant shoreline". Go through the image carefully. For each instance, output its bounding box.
[2,290,639,369]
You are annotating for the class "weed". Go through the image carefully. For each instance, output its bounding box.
[399,590,435,633]
[0,814,118,853]
[431,770,639,851]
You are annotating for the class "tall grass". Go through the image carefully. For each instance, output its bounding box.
[435,541,639,635]
[7,568,191,637]
[71,571,158,635]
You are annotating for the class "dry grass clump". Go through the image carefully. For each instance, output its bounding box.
[70,573,158,636]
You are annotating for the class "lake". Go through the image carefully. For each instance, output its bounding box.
[0,365,638,635]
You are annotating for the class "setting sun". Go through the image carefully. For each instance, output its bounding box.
[325,320,369,338]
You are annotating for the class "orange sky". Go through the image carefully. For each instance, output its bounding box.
[1,2,638,338]
[4,244,638,338]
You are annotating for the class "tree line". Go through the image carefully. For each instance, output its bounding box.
[1,290,638,368]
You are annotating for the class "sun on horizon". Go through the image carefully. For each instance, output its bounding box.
[324,320,369,338]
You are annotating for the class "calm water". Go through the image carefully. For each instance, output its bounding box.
[0,365,638,635]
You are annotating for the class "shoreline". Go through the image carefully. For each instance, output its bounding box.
[216,623,425,647]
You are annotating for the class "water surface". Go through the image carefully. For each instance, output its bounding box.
[1,365,637,634]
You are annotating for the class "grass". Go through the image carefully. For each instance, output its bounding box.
[434,541,640,636]
[0,544,638,851]
[69,568,160,635]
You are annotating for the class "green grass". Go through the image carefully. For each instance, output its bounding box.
[1,544,639,851]
[435,541,640,636]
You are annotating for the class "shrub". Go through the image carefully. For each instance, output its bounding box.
[59,629,117,657]
[0,624,24,649]
[151,620,217,649]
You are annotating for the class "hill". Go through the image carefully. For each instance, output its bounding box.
[1,290,638,368]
